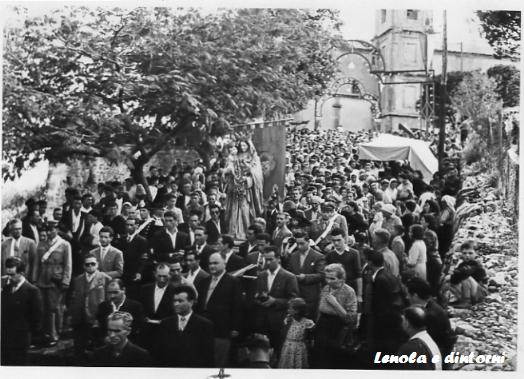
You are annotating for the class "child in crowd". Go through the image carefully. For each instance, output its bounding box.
[449,241,487,308]
[278,298,315,369]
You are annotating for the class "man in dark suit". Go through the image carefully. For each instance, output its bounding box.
[93,311,151,367]
[184,250,210,289]
[138,263,175,350]
[396,307,442,370]
[155,285,214,367]
[101,202,127,238]
[97,279,145,343]
[114,217,148,293]
[254,246,299,351]
[178,210,201,247]
[238,224,262,259]
[263,198,279,236]
[192,226,215,271]
[175,181,193,216]
[150,211,190,263]
[59,195,91,276]
[204,204,227,245]
[218,234,246,274]
[1,257,43,365]
[22,209,41,244]
[406,277,456,360]
[365,249,405,355]
[285,231,325,319]
[196,253,242,367]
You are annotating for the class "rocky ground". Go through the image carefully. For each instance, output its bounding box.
[449,164,518,371]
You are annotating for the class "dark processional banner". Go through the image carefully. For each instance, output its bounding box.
[252,124,286,201]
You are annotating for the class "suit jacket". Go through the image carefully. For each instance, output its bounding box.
[254,267,298,329]
[1,280,43,349]
[425,299,456,355]
[150,229,190,263]
[155,313,215,367]
[396,336,438,370]
[193,243,216,272]
[21,221,39,243]
[59,209,89,243]
[225,252,247,273]
[114,234,148,284]
[91,245,124,279]
[69,271,111,326]
[304,208,321,222]
[93,341,152,367]
[96,297,145,340]
[264,209,279,235]
[371,268,404,318]
[184,268,210,289]
[139,283,175,320]
[1,236,37,280]
[196,273,242,338]
[204,219,227,245]
[286,248,325,306]
[175,194,192,213]
[272,226,293,254]
[34,238,72,287]
[238,241,258,259]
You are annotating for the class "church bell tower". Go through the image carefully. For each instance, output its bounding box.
[373,9,433,132]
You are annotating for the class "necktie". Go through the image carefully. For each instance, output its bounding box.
[13,239,20,256]
[205,277,219,306]
[179,316,186,331]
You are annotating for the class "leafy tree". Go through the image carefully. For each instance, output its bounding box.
[477,11,521,59]
[421,71,468,124]
[450,70,502,145]
[3,7,343,199]
[487,64,520,107]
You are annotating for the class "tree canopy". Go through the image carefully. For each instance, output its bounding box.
[3,7,343,194]
[476,11,521,59]
[486,64,520,107]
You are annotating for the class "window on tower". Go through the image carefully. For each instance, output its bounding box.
[381,10,387,23]
[406,9,418,20]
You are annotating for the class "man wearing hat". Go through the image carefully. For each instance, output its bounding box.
[380,179,393,204]
[309,202,348,252]
[34,220,72,345]
[381,204,402,238]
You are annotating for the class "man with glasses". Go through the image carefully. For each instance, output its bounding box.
[69,254,111,359]
[204,204,227,245]
[93,311,151,366]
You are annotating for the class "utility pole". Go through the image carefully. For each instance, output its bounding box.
[437,10,448,172]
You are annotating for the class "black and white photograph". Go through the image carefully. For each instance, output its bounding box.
[0,0,521,377]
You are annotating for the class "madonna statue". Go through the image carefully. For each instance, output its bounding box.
[223,139,264,240]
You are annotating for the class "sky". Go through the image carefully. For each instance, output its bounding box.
[2,0,516,55]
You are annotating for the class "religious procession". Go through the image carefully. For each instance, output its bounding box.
[1,5,519,373]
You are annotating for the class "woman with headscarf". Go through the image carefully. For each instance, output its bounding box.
[421,214,442,295]
[438,195,456,261]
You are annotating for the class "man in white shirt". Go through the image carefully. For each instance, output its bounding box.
[1,219,37,280]
[184,251,210,288]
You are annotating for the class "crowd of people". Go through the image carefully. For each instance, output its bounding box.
[1,127,487,369]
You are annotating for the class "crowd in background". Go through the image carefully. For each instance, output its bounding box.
[2,127,487,369]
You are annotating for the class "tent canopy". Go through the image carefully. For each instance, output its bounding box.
[357,134,438,183]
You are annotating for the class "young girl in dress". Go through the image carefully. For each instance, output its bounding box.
[278,298,315,369]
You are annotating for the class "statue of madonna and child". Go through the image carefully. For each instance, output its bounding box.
[223,137,264,240]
